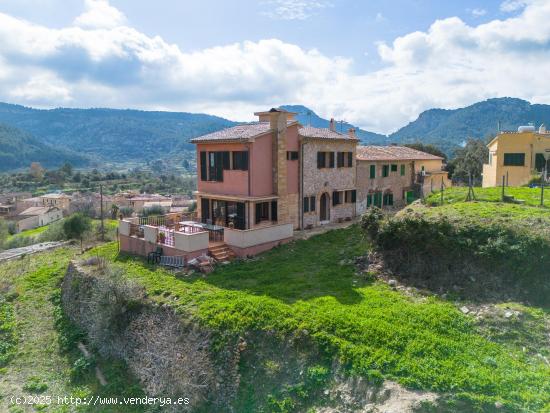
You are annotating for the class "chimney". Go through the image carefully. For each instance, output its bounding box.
[329,118,335,131]
[348,128,356,139]
[269,110,289,223]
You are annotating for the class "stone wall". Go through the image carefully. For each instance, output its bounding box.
[302,139,357,227]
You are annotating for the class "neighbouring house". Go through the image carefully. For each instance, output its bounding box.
[0,192,32,216]
[40,193,72,211]
[13,206,63,232]
[482,125,550,187]
[356,145,450,212]
[128,194,172,213]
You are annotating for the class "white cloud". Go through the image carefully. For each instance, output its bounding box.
[262,0,332,20]
[500,0,528,12]
[375,12,386,23]
[469,8,487,17]
[1,0,550,134]
[73,0,126,29]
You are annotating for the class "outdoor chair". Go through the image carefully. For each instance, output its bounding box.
[147,246,163,264]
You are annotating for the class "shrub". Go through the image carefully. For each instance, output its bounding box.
[360,207,384,241]
[119,207,134,218]
[141,205,165,217]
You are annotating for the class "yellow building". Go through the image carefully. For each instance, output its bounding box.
[482,125,550,187]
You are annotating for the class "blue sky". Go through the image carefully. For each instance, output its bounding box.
[0,0,546,133]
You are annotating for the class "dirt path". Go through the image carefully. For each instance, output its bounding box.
[0,241,70,263]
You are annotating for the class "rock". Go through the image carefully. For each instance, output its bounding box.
[460,306,470,314]
[504,310,514,318]
[323,389,329,396]
[388,279,397,287]
[495,401,503,409]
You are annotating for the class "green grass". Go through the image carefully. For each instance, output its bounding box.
[426,186,550,208]
[89,226,550,412]
[0,248,145,412]
[6,224,49,243]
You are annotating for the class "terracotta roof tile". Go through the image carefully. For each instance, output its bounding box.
[298,126,357,141]
[192,121,297,143]
[356,145,443,161]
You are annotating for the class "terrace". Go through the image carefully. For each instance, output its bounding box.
[118,212,293,260]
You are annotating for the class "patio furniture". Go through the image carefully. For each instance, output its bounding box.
[159,255,186,269]
[147,246,163,264]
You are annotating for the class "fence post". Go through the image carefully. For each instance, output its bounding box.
[502,175,505,201]
[542,172,545,207]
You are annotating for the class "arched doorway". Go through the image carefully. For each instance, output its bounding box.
[320,193,330,222]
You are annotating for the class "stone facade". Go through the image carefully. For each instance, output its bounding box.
[301,139,357,228]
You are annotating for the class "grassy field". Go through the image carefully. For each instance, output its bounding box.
[425,186,550,207]
[87,226,550,412]
[0,247,145,413]
[6,225,50,243]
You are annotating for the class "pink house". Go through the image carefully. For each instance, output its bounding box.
[118,108,358,262]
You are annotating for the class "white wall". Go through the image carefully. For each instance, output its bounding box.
[174,231,209,252]
[224,223,293,248]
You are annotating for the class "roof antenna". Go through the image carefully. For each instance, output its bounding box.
[307,110,312,126]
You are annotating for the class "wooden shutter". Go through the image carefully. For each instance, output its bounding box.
[200,151,207,181]
[236,202,246,229]
[329,152,335,168]
[310,196,316,211]
[332,191,339,206]
[303,197,309,212]
[317,152,323,168]
[370,165,376,179]
[351,190,356,203]
[222,151,230,170]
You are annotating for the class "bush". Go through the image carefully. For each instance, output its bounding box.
[141,205,165,217]
[360,207,384,241]
[37,220,67,242]
[119,207,134,218]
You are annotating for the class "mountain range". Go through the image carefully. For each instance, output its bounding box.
[0,97,549,172]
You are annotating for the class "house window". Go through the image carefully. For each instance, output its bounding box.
[255,202,270,224]
[391,164,398,172]
[383,193,394,206]
[400,164,405,176]
[232,151,249,170]
[337,152,345,168]
[317,152,326,168]
[332,191,342,206]
[345,190,357,203]
[200,151,207,181]
[382,165,389,177]
[503,153,525,166]
[287,151,299,161]
[369,165,376,179]
[303,196,310,213]
[207,152,227,181]
[317,152,336,168]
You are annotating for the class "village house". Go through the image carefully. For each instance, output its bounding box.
[19,193,72,214]
[13,206,63,232]
[482,124,550,187]
[356,145,450,212]
[128,194,172,213]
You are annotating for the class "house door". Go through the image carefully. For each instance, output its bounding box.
[320,193,329,221]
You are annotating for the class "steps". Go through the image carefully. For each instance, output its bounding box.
[208,243,236,262]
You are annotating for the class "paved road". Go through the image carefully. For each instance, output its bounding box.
[0,241,71,263]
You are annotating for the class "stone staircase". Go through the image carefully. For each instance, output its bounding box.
[208,243,236,262]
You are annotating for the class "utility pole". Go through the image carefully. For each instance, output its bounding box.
[541,168,546,207]
[440,177,444,206]
[100,184,105,242]
[501,175,505,201]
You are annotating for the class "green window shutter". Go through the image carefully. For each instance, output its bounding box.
[391,164,397,172]
[303,197,309,213]
[200,151,207,181]
[382,165,389,177]
[370,165,376,179]
[400,164,405,176]
[503,153,525,166]
[310,196,316,211]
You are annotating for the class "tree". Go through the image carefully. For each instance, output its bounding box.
[63,213,92,252]
[30,162,45,180]
[448,139,489,185]
[60,161,73,177]
[404,143,447,161]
